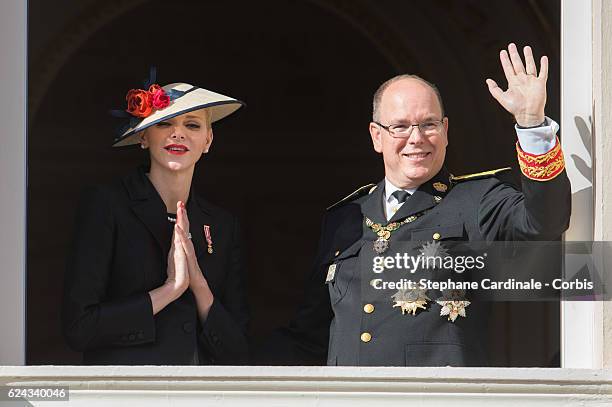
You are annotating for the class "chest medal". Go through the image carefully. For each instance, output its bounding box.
[391,287,431,315]
[436,289,470,322]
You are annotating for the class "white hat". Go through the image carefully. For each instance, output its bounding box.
[112,82,244,147]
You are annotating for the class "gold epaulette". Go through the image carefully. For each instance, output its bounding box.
[450,167,512,183]
[327,183,377,211]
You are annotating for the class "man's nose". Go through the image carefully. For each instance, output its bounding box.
[407,127,425,144]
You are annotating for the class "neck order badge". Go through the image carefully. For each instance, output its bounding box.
[365,215,420,254]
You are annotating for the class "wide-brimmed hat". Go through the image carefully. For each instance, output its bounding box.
[112,82,244,147]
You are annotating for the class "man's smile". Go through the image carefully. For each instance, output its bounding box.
[402,151,431,161]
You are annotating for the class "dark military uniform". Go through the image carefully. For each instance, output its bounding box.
[259,164,571,367]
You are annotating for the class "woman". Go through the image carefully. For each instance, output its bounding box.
[62,78,249,365]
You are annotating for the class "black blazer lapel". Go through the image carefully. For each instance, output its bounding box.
[185,192,212,264]
[184,190,227,292]
[123,166,172,256]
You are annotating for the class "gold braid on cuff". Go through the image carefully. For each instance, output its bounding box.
[516,137,565,181]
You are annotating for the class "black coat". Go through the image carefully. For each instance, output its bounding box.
[62,165,249,365]
[258,167,571,366]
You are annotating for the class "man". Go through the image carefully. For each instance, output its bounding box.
[259,43,570,366]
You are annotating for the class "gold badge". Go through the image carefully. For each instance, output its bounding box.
[436,289,470,322]
[433,182,448,192]
[326,264,337,282]
[392,288,430,315]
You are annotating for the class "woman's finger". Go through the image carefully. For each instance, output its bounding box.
[176,201,191,239]
[180,202,190,230]
[175,224,197,259]
[175,224,204,280]
[176,201,185,230]
[173,226,186,258]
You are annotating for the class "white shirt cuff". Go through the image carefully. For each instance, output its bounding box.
[515,116,559,155]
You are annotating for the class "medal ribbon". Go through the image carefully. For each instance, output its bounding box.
[203,225,213,254]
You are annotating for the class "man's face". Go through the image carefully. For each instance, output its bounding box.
[370,79,448,189]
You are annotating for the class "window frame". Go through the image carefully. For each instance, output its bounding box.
[0,0,602,369]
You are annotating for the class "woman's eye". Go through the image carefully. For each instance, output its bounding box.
[186,123,201,129]
[156,122,170,127]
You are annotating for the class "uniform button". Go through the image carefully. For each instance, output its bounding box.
[363,304,375,314]
[360,332,372,343]
[334,250,340,257]
[183,322,194,333]
[433,232,441,240]
[128,334,136,341]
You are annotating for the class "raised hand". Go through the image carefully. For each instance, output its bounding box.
[486,43,548,127]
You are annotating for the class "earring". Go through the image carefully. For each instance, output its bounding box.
[140,144,146,149]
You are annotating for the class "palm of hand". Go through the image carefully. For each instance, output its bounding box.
[486,43,548,127]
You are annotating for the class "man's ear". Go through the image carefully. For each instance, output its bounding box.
[369,122,383,153]
[442,117,449,147]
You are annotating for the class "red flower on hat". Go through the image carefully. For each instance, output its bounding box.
[125,84,170,118]
[149,84,170,110]
[126,89,153,118]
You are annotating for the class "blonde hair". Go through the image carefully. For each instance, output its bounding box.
[203,108,213,129]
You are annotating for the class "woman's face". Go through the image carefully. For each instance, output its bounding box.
[140,109,213,173]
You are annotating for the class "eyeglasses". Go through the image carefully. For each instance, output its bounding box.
[373,119,445,138]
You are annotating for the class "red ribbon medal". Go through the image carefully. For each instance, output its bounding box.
[203,225,213,254]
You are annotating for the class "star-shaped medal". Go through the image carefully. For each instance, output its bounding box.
[391,287,431,315]
[436,289,470,322]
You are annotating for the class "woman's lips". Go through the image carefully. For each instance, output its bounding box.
[164,145,189,155]
[166,150,188,156]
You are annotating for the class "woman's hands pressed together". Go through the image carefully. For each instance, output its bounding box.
[164,223,190,294]
[149,201,214,318]
[174,200,215,319]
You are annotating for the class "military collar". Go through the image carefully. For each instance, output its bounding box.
[385,167,452,224]
[360,180,387,225]
[384,178,418,203]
